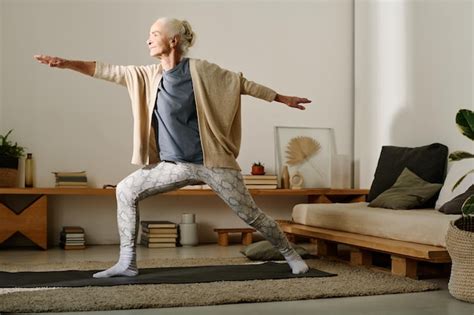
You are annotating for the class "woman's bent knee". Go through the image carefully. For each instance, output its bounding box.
[116,179,138,205]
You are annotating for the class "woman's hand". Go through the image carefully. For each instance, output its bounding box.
[274,94,312,110]
[34,55,69,68]
[33,55,96,76]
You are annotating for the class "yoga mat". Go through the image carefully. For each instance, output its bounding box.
[0,262,335,288]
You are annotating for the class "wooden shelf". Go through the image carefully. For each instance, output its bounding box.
[0,187,369,197]
[0,187,368,250]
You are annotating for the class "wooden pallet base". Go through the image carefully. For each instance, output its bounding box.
[278,220,451,279]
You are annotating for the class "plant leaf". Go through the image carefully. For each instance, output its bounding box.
[0,129,25,158]
[285,136,320,166]
[449,151,474,161]
[452,169,474,191]
[456,109,474,141]
[4,129,13,141]
[461,195,474,216]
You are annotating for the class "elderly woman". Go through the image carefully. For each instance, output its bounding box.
[34,17,311,278]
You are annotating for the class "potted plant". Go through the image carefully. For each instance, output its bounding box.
[445,109,474,303]
[0,129,26,187]
[251,162,265,175]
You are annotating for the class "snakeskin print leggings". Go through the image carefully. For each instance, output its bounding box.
[115,161,294,255]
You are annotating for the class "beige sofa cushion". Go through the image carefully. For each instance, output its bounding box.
[292,202,459,247]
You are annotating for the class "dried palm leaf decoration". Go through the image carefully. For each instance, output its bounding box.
[285,136,321,166]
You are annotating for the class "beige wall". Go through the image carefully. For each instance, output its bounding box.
[1,0,354,245]
[354,0,473,188]
[0,0,3,125]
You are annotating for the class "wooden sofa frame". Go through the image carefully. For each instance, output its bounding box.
[277,220,451,279]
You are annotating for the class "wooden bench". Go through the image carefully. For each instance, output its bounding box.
[214,228,256,246]
[277,220,451,279]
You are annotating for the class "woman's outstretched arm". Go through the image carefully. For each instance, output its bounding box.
[34,55,96,76]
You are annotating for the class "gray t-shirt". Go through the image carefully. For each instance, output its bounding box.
[153,58,203,164]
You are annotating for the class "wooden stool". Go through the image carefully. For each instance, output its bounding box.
[214,228,256,246]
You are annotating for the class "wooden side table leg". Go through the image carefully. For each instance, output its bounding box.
[217,232,229,246]
[23,195,47,250]
[0,202,15,244]
[0,195,47,250]
[241,232,253,245]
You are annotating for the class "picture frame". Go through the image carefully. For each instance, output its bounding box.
[274,126,335,188]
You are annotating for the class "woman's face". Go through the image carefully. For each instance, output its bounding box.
[147,21,172,58]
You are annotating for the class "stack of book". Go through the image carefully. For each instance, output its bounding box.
[53,171,88,188]
[140,220,178,248]
[243,175,278,189]
[60,226,85,250]
[180,184,211,190]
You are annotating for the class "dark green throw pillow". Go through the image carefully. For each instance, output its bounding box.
[240,240,310,261]
[368,167,443,210]
[439,185,474,214]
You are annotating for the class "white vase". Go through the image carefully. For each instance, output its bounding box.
[179,223,198,247]
[181,213,195,224]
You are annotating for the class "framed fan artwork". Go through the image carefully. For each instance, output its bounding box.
[274,126,335,188]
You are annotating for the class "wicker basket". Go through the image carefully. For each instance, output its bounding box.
[0,168,18,187]
[446,216,474,303]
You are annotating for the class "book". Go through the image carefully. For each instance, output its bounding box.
[60,232,85,238]
[180,185,204,190]
[244,179,278,185]
[141,220,176,228]
[243,175,277,180]
[61,243,85,246]
[142,233,178,238]
[179,185,212,190]
[56,182,88,186]
[60,243,86,250]
[142,227,178,234]
[55,185,89,188]
[55,177,87,182]
[52,171,87,177]
[62,226,84,233]
[53,171,88,188]
[141,241,177,248]
[141,236,177,243]
[60,240,85,245]
[60,235,84,241]
[245,184,278,189]
[59,226,86,249]
[60,241,85,245]
[60,237,85,242]
[56,182,88,185]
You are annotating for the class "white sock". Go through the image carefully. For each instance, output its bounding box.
[284,250,309,275]
[93,247,138,278]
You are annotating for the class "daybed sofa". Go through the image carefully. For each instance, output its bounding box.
[279,143,473,279]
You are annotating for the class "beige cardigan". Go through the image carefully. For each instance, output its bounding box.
[93,59,276,170]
